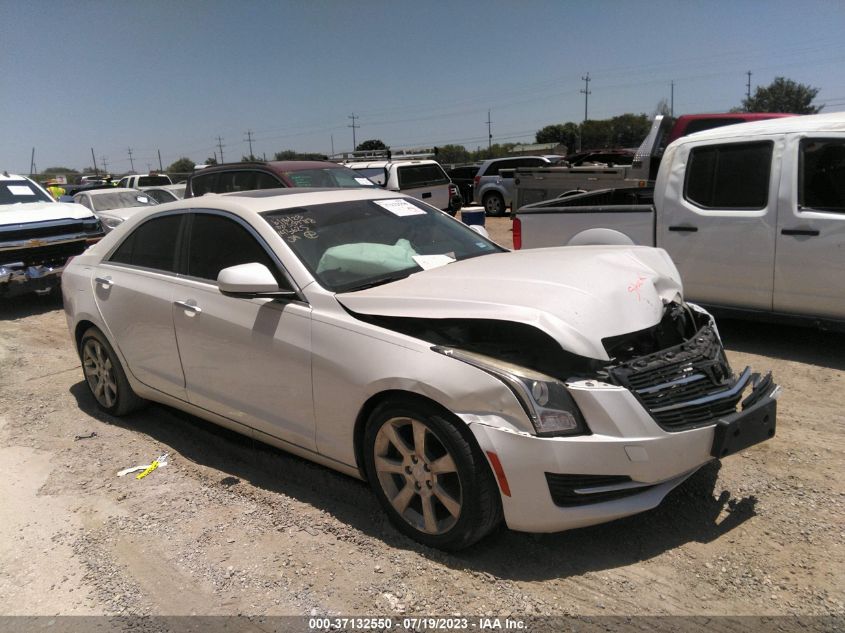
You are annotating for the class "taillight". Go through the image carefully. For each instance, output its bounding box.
[513,217,521,250]
[473,175,480,188]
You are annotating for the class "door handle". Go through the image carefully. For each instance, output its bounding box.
[174,300,202,314]
[668,225,698,233]
[94,276,113,287]
[781,228,820,237]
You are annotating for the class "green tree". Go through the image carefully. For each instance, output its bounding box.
[167,157,196,173]
[205,156,218,165]
[435,144,471,165]
[742,77,822,114]
[535,123,577,147]
[356,139,387,151]
[609,113,651,147]
[41,166,79,175]
[273,150,328,160]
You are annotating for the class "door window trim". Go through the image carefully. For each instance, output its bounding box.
[683,140,774,211]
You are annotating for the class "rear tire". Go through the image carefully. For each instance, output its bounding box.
[483,192,506,217]
[80,327,145,416]
[363,397,502,550]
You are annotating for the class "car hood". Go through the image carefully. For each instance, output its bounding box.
[336,246,684,361]
[0,201,95,224]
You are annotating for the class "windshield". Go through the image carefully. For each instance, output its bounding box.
[137,175,172,187]
[0,179,53,205]
[262,198,504,292]
[353,168,386,186]
[89,192,159,212]
[283,167,375,188]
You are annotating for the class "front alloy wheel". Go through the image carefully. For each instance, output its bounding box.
[364,398,502,549]
[373,416,463,535]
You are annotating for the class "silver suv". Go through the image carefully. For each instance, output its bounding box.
[473,156,552,215]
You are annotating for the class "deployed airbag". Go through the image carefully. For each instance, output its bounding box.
[317,238,418,276]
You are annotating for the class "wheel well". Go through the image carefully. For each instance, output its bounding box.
[74,320,97,355]
[352,390,482,482]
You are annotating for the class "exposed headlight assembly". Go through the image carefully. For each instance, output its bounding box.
[100,216,124,231]
[432,346,588,437]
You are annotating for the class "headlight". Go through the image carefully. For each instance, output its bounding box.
[100,216,124,231]
[432,346,588,437]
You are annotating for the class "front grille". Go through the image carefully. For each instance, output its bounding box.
[0,218,102,243]
[0,240,87,268]
[545,473,656,507]
[607,325,744,432]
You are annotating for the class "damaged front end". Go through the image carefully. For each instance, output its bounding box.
[598,302,779,457]
[358,300,779,457]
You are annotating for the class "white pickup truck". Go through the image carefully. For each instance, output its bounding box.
[1,173,103,297]
[514,113,845,326]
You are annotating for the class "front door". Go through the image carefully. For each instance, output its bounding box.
[658,138,781,310]
[171,212,316,450]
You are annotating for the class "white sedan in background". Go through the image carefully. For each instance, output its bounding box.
[73,187,159,232]
[62,188,779,549]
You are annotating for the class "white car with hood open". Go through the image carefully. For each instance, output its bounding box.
[62,188,779,549]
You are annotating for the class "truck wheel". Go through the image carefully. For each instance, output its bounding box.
[80,327,146,415]
[483,193,506,217]
[363,398,502,550]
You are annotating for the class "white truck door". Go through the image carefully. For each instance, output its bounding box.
[657,138,781,310]
[395,164,450,211]
[774,135,845,319]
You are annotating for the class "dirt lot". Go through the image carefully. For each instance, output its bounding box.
[1,216,843,620]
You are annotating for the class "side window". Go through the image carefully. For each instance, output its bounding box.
[109,214,182,272]
[76,195,93,210]
[482,161,502,177]
[118,178,128,188]
[397,164,449,188]
[255,172,284,189]
[685,141,773,209]
[186,213,281,283]
[190,173,215,196]
[799,138,845,214]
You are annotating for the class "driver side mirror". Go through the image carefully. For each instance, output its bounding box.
[217,262,297,299]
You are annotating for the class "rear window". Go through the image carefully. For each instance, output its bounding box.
[685,141,773,209]
[137,175,171,187]
[355,168,386,186]
[397,164,449,189]
[109,214,182,272]
[480,159,519,177]
[214,170,283,193]
[190,173,215,196]
[284,167,373,188]
[0,180,53,205]
[799,138,845,214]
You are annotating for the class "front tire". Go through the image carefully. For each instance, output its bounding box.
[363,398,502,550]
[483,192,506,216]
[80,327,145,416]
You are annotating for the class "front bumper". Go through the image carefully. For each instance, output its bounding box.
[0,262,64,297]
[464,374,778,533]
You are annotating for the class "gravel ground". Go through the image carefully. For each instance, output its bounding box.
[1,217,843,620]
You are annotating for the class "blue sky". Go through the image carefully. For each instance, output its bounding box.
[2,0,844,173]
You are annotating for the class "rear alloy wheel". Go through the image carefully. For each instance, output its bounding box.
[80,327,145,416]
[483,192,505,216]
[364,399,502,549]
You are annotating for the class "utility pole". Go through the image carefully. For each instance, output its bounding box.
[331,134,334,156]
[244,130,255,159]
[348,113,360,150]
[216,136,225,163]
[486,109,492,151]
[101,156,108,174]
[91,148,99,176]
[670,80,675,117]
[127,148,135,172]
[746,71,753,106]
[580,73,592,122]
[29,148,36,177]
[157,149,163,171]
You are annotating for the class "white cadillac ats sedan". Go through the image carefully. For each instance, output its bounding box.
[63,188,779,549]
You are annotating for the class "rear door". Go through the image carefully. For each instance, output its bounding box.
[773,135,845,319]
[170,211,316,450]
[395,163,451,210]
[658,138,781,310]
[93,213,187,399]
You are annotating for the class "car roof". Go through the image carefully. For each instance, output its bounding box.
[674,111,845,143]
[0,172,30,181]
[79,187,143,196]
[345,159,441,168]
[193,160,344,174]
